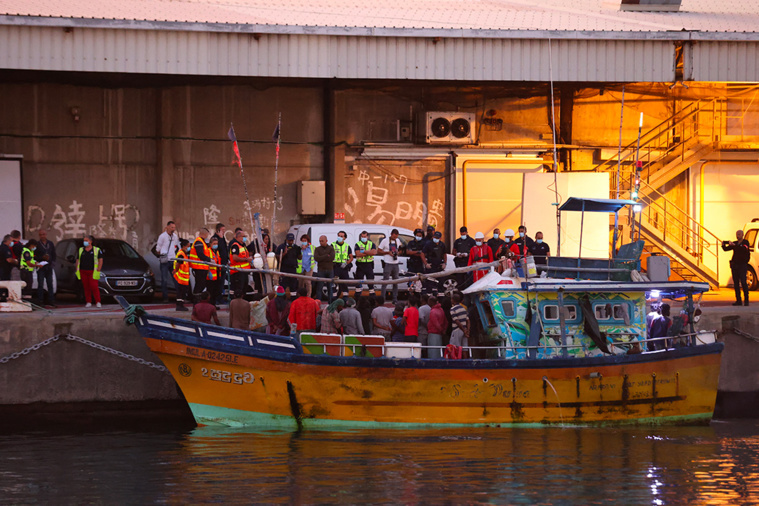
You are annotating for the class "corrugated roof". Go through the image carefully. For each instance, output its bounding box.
[1,0,758,36]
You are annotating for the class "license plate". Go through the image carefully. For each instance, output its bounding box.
[116,280,139,287]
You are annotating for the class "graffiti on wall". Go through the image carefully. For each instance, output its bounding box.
[26,201,141,249]
[201,197,285,239]
[345,159,447,232]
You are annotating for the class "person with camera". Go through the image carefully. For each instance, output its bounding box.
[722,230,751,306]
[378,229,402,304]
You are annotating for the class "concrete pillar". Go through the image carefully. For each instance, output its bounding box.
[157,88,175,227]
[559,85,575,171]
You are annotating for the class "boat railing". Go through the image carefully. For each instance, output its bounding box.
[310,331,716,358]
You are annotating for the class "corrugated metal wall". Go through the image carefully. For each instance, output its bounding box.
[0,25,677,82]
[691,42,759,82]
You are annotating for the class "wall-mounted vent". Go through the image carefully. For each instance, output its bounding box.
[421,112,476,145]
[620,0,682,12]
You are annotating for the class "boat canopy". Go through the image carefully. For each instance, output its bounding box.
[558,197,637,213]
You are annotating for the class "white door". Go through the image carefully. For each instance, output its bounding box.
[0,159,22,236]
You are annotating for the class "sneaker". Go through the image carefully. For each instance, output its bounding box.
[85,303,92,308]
[96,302,102,308]
[732,301,743,306]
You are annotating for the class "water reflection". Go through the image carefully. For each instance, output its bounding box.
[1,422,757,504]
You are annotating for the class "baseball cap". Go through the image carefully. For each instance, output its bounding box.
[286,233,295,240]
[433,231,442,238]
[427,225,435,231]
[414,228,423,235]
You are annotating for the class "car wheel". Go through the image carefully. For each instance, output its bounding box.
[441,277,458,296]
[748,266,758,291]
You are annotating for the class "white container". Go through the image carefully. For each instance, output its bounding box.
[384,342,422,359]
[647,255,671,281]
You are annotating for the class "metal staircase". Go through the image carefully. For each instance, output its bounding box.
[595,99,722,288]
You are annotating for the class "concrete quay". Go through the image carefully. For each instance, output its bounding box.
[0,301,758,426]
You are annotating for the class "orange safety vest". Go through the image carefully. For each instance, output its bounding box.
[188,237,210,270]
[173,250,191,286]
[207,250,221,281]
[229,241,251,273]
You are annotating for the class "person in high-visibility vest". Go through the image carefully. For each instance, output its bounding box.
[173,239,192,312]
[332,231,353,299]
[207,236,222,305]
[354,230,377,294]
[229,229,251,298]
[188,228,212,297]
[296,234,316,296]
[19,239,38,301]
[75,235,103,308]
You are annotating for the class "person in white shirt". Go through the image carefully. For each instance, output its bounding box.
[378,229,401,303]
[156,220,180,302]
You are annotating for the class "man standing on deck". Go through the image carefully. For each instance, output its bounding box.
[189,228,213,297]
[332,231,353,299]
[532,231,550,266]
[722,230,751,306]
[422,231,447,294]
[453,226,475,287]
[487,228,506,260]
[468,232,493,283]
[276,233,301,295]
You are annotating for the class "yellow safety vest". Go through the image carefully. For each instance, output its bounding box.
[188,237,210,270]
[173,250,191,285]
[332,241,350,263]
[355,240,374,263]
[20,247,35,272]
[229,241,251,273]
[296,244,316,273]
[75,246,101,280]
[207,250,221,281]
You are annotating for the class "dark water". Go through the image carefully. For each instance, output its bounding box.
[2,421,759,505]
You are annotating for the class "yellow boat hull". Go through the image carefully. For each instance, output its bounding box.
[148,338,722,428]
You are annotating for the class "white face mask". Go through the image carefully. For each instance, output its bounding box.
[505,237,511,243]
[337,237,344,244]
[475,241,482,247]
[415,235,423,241]
[519,232,525,238]
[493,233,499,239]
[461,235,467,240]
[433,238,440,244]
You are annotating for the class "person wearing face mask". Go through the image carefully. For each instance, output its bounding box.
[422,231,447,292]
[510,225,535,260]
[532,231,550,266]
[206,236,223,306]
[189,228,213,298]
[332,231,353,299]
[378,229,402,303]
[229,229,252,298]
[19,239,38,301]
[487,228,505,259]
[276,233,301,294]
[296,234,316,296]
[354,230,377,294]
[405,228,428,278]
[452,226,475,287]
[173,239,192,311]
[0,235,17,281]
[156,220,180,302]
[468,232,493,283]
[75,235,103,308]
[495,229,516,259]
[424,225,436,246]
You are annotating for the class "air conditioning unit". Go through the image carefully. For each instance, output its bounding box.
[422,112,476,144]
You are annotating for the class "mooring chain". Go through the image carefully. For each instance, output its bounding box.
[0,334,168,372]
[0,334,61,364]
[733,328,759,344]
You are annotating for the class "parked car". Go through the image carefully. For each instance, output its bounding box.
[741,220,759,290]
[54,238,155,301]
[285,223,460,296]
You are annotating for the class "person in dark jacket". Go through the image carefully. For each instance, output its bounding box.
[35,229,56,306]
[276,233,301,294]
[211,223,229,265]
[722,229,751,306]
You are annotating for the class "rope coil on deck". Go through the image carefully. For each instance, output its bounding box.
[0,333,167,372]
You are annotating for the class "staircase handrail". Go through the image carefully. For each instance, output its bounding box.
[594,101,701,173]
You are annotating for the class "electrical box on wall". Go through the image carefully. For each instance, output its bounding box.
[297,181,326,215]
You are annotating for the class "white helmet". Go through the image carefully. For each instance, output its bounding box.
[475,232,485,239]
[504,228,515,237]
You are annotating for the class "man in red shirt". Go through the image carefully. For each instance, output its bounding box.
[191,292,220,325]
[468,232,493,282]
[403,295,420,343]
[289,286,321,336]
[426,295,447,359]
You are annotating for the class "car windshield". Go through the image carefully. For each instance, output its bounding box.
[98,240,140,259]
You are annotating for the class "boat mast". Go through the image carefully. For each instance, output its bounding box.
[548,39,561,256]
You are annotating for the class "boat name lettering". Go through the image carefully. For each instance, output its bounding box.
[441,383,530,399]
[185,346,239,364]
[200,368,254,385]
[589,383,616,391]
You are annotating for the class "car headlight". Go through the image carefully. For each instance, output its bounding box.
[145,269,154,278]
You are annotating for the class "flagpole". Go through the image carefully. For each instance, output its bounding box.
[228,123,256,241]
[272,112,281,233]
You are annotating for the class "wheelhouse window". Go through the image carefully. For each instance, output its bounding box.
[595,303,630,322]
[595,304,610,320]
[481,300,497,327]
[501,300,515,318]
[543,304,559,321]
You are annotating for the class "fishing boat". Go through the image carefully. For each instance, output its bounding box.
[117,198,724,429]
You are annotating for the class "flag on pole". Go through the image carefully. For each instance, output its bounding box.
[228,124,242,170]
[272,122,281,156]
